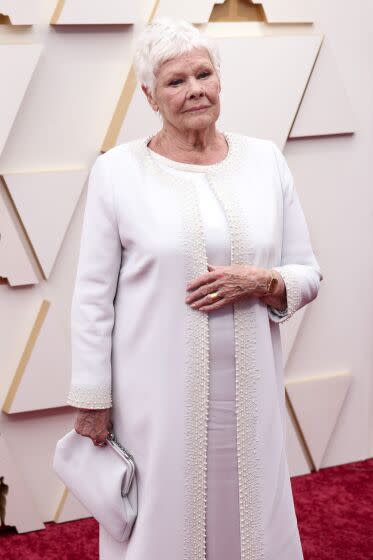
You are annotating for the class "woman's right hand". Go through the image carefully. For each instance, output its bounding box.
[74,407,113,446]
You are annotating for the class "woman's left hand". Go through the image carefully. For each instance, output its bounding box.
[185,263,272,312]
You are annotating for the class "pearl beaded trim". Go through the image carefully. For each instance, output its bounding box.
[66,383,112,409]
[268,266,301,323]
[207,141,265,560]
[138,130,265,560]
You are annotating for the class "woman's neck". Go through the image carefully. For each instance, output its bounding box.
[148,126,228,165]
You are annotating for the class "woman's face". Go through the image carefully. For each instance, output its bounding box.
[143,47,221,132]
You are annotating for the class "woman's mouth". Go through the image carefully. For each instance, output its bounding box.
[185,105,210,112]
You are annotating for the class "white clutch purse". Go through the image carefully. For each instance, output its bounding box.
[53,428,138,542]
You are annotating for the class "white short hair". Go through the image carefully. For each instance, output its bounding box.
[133,17,221,95]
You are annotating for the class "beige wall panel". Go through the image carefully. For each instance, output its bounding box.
[114,83,161,145]
[0,435,45,532]
[5,169,87,279]
[252,0,315,23]
[216,35,321,147]
[0,45,43,157]
[0,1,42,25]
[0,185,39,286]
[286,372,352,470]
[4,300,71,413]
[54,486,91,523]
[155,0,224,23]
[0,408,79,522]
[50,0,139,25]
[115,34,322,149]
[290,39,356,138]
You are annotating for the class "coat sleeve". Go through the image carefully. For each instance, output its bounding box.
[66,154,122,408]
[267,142,323,323]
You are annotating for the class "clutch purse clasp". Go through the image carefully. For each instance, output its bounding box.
[106,432,136,496]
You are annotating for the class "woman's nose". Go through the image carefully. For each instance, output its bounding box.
[187,78,205,98]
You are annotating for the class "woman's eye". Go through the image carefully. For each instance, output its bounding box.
[169,71,211,86]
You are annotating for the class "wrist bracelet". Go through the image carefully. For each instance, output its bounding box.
[266,270,278,295]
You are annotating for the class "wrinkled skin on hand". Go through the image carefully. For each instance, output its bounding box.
[74,408,113,446]
[185,263,271,312]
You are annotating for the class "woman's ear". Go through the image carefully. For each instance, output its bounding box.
[141,84,158,112]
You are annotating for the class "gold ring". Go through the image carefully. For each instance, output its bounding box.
[209,291,219,300]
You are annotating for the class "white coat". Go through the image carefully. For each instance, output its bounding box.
[66,131,323,560]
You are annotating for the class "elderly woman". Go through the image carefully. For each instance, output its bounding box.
[67,17,322,560]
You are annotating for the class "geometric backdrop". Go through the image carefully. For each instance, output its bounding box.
[0,0,362,534]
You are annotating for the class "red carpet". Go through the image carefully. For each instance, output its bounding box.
[292,458,373,560]
[1,458,373,559]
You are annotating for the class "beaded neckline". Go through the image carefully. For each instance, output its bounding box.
[143,130,235,173]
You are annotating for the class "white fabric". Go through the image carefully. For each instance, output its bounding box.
[148,157,241,560]
[66,132,322,560]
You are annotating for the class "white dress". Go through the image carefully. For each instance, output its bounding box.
[66,131,322,560]
[148,149,242,559]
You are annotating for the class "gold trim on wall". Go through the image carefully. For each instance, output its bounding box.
[210,0,265,22]
[286,372,352,471]
[50,0,66,25]
[0,13,11,24]
[53,486,69,522]
[100,0,160,152]
[285,387,316,471]
[101,65,138,153]
[1,175,44,282]
[2,300,51,413]
[288,37,324,138]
